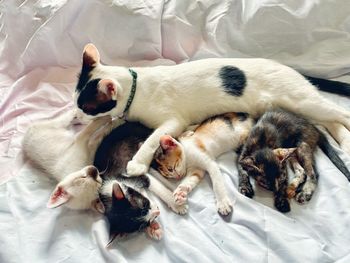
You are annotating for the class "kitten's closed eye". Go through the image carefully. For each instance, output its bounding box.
[240,157,263,174]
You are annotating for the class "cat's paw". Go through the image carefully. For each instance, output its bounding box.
[217,198,233,216]
[171,203,188,215]
[173,185,190,206]
[239,183,254,198]
[295,181,315,204]
[274,197,290,213]
[145,221,163,240]
[126,160,148,176]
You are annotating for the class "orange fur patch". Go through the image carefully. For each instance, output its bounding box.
[222,112,239,120]
[192,170,205,179]
[195,138,206,152]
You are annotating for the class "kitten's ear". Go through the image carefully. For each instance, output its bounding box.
[47,186,71,208]
[83,43,100,67]
[159,135,177,151]
[113,183,125,200]
[239,156,254,167]
[273,148,297,163]
[92,198,105,214]
[239,157,262,173]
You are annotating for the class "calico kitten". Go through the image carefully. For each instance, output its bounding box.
[22,109,113,212]
[94,122,188,242]
[238,109,350,213]
[152,112,254,216]
[75,44,350,180]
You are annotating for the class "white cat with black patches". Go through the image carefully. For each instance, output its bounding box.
[22,109,113,212]
[75,43,350,180]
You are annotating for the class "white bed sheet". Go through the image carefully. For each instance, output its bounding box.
[1,1,350,262]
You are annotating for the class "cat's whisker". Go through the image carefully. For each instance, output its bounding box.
[98,160,111,176]
[106,234,118,248]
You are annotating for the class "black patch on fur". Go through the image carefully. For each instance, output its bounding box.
[105,184,151,235]
[236,112,249,121]
[77,78,116,115]
[219,66,246,96]
[254,148,279,190]
[222,115,234,128]
[76,63,94,92]
[304,75,350,97]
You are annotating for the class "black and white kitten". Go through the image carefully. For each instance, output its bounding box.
[238,109,350,213]
[94,122,187,243]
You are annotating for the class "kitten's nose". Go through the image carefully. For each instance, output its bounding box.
[86,166,99,179]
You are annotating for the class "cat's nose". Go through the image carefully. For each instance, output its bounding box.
[86,166,99,179]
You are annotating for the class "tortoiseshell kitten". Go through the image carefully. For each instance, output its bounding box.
[238,109,350,213]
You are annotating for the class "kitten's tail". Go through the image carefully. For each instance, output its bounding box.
[304,75,350,97]
[318,131,350,181]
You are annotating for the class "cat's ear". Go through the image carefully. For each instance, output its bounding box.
[113,183,125,200]
[92,198,105,213]
[82,43,100,67]
[239,157,262,173]
[159,135,177,151]
[98,79,117,100]
[273,148,296,163]
[47,186,71,208]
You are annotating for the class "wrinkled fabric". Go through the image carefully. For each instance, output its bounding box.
[1,0,350,262]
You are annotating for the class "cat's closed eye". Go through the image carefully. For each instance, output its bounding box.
[167,167,173,172]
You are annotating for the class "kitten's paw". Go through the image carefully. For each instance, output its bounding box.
[146,221,163,240]
[171,203,188,215]
[173,185,190,206]
[126,160,148,176]
[295,190,314,204]
[286,185,297,199]
[275,198,290,213]
[217,198,233,216]
[239,184,254,198]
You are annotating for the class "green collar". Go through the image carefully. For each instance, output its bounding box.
[120,69,137,119]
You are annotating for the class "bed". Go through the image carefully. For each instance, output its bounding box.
[1,1,350,262]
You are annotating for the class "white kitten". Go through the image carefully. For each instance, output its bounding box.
[22,109,116,212]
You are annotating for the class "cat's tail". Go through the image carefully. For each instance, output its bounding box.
[318,131,350,181]
[304,75,350,97]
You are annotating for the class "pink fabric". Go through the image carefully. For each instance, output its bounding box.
[0,67,76,183]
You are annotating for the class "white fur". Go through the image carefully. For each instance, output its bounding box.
[76,45,350,177]
[173,116,254,215]
[22,109,114,211]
